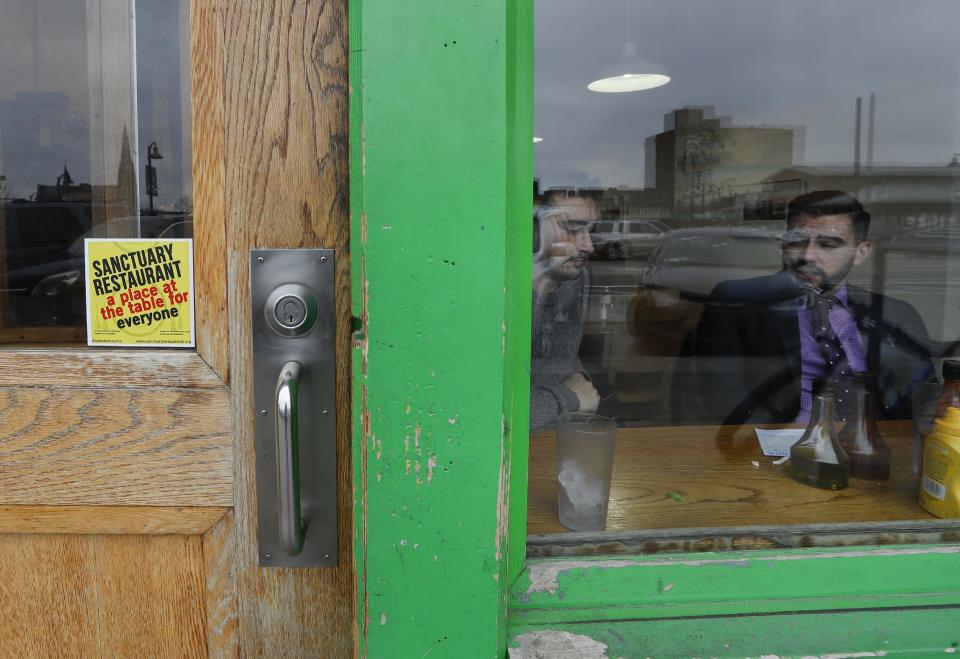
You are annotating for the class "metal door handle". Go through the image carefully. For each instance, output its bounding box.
[253,249,336,567]
[276,361,305,555]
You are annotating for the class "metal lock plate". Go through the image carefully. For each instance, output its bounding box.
[250,249,337,567]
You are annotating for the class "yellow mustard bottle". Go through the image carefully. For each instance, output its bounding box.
[919,406,960,518]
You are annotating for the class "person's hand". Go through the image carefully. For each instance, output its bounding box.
[563,372,599,412]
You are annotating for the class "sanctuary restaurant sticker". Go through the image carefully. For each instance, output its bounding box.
[84,238,195,347]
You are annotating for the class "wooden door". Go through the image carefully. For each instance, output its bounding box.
[0,0,353,656]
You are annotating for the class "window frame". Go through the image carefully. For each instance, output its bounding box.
[351,0,960,655]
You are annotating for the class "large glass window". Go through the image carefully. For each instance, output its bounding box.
[0,0,192,340]
[530,0,960,541]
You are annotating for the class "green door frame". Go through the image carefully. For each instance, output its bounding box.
[350,0,532,654]
[351,1,960,656]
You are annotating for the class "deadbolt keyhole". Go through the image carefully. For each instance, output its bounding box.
[264,283,319,337]
[277,296,308,328]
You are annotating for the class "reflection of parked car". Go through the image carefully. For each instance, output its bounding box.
[2,202,91,294]
[157,219,193,239]
[585,226,782,330]
[589,218,669,261]
[0,201,192,326]
[583,227,784,424]
[641,227,782,299]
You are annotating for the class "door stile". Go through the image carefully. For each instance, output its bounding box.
[191,0,230,384]
[213,0,353,655]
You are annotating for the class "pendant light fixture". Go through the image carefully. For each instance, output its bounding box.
[588,1,670,93]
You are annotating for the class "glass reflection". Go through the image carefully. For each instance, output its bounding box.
[530,0,960,535]
[0,0,191,337]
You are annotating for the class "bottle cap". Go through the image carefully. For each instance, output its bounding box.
[943,359,960,382]
[934,406,960,438]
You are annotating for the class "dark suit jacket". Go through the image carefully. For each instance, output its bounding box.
[694,270,935,424]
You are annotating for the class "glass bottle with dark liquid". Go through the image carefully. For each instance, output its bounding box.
[789,386,850,490]
[837,373,890,481]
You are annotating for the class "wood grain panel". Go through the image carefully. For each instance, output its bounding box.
[0,534,207,657]
[203,509,240,658]
[0,386,232,506]
[0,349,224,388]
[0,535,100,658]
[528,422,933,534]
[94,535,207,655]
[0,505,228,535]
[191,0,231,384]
[93,534,207,657]
[213,0,354,655]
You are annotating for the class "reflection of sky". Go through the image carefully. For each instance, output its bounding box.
[536,0,960,189]
[0,0,89,197]
[0,0,190,210]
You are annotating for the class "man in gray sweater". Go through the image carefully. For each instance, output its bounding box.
[530,195,601,431]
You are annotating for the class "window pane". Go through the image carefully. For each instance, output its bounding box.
[0,0,192,340]
[530,0,960,540]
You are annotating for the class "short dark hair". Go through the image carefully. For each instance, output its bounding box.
[786,190,871,242]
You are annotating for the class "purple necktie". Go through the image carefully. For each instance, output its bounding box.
[813,295,854,420]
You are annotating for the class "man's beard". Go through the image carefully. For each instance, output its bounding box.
[548,253,588,281]
[787,260,854,293]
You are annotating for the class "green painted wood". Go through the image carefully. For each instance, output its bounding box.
[510,546,960,626]
[351,0,960,655]
[348,0,366,655]
[503,0,534,588]
[350,0,532,655]
[508,607,960,658]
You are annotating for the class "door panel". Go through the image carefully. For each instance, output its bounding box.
[0,0,352,654]
[0,384,231,506]
[1,533,208,656]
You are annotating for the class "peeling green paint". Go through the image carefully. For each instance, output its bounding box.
[509,548,960,655]
[511,546,960,627]
[350,0,532,655]
[509,608,960,658]
[350,1,960,657]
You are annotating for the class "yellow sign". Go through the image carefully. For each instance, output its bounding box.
[85,238,195,347]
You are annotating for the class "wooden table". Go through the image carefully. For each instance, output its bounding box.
[528,421,934,534]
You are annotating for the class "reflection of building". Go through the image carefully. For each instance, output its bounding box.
[0,92,89,200]
[537,108,960,237]
[595,187,666,219]
[758,165,960,236]
[0,91,135,228]
[537,107,802,225]
[645,106,802,223]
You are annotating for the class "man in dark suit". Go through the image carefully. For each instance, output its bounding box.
[695,190,934,425]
